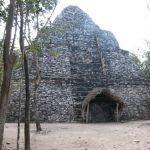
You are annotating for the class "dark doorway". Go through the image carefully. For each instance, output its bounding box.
[89,93,116,122]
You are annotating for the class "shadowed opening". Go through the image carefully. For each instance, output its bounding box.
[82,88,124,123]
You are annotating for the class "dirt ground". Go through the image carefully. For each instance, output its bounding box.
[3,120,150,150]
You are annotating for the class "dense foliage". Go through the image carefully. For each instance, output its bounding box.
[130,44,150,79]
[0,0,8,23]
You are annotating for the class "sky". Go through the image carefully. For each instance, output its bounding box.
[0,0,150,56]
[51,0,150,55]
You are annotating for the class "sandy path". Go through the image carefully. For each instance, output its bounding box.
[3,120,150,150]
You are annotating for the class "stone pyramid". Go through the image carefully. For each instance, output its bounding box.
[7,6,150,122]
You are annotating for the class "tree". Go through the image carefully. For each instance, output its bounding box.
[0,0,57,148]
[16,68,23,150]
[19,0,57,148]
[0,0,16,149]
[18,0,31,149]
[140,51,150,78]
[140,41,150,78]
[18,0,57,147]
[129,52,141,66]
[130,44,150,79]
[26,0,57,132]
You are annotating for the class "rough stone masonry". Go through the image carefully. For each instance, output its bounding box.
[7,6,150,122]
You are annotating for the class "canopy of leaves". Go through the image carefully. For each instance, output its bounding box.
[129,53,141,65]
[129,52,150,79]
[29,39,41,53]
[23,0,58,50]
[26,0,57,28]
[28,0,57,15]
[0,0,8,23]
[130,54,150,79]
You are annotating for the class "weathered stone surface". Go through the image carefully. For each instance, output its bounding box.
[7,6,150,122]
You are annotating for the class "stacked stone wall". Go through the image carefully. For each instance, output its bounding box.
[109,82,150,120]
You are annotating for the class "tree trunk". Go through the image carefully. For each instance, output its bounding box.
[19,0,30,149]
[0,0,15,149]
[16,75,23,150]
[24,53,30,150]
[30,12,42,132]
[32,53,42,132]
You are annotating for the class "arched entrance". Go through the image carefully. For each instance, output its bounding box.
[82,88,124,123]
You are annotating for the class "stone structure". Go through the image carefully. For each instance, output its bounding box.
[7,6,150,122]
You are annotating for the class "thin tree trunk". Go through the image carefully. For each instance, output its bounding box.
[31,13,42,132]
[16,93,21,150]
[19,0,30,149]
[16,75,23,150]
[0,0,16,149]
[24,53,30,150]
[10,5,18,54]
[32,53,42,132]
